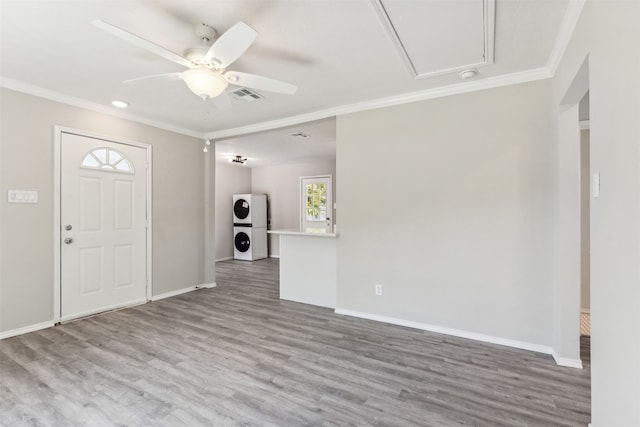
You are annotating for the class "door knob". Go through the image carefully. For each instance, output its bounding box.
[64,238,73,244]
[65,225,72,231]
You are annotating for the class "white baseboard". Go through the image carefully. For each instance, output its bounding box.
[0,321,55,340]
[551,350,584,369]
[215,256,233,262]
[196,282,217,289]
[151,282,217,301]
[2,283,218,338]
[151,285,198,301]
[269,254,280,259]
[334,308,553,355]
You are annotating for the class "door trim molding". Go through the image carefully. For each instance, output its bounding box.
[53,126,153,323]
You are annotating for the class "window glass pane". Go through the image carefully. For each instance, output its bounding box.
[305,182,327,221]
[108,149,123,164]
[317,184,326,220]
[93,148,107,163]
[306,184,314,220]
[114,160,132,173]
[81,148,133,174]
[82,155,100,168]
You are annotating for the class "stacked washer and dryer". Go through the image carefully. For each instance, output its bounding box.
[233,194,268,261]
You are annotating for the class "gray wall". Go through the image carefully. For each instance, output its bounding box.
[251,160,336,256]
[214,161,251,260]
[336,80,555,346]
[553,1,640,425]
[580,129,590,312]
[0,88,207,333]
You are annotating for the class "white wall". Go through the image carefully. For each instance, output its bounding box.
[214,161,251,260]
[336,79,555,347]
[0,88,208,333]
[553,1,640,425]
[251,160,336,256]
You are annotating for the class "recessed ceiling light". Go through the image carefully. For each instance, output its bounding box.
[111,100,129,108]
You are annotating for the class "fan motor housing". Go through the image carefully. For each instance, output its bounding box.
[183,46,210,65]
[195,23,217,43]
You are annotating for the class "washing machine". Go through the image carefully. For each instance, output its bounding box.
[233,194,267,227]
[233,226,268,261]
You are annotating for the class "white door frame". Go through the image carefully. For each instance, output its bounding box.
[299,174,333,233]
[53,126,153,323]
[552,57,589,368]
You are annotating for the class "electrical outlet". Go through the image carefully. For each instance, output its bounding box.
[375,284,382,296]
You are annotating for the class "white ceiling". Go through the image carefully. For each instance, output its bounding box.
[215,117,336,168]
[1,0,572,139]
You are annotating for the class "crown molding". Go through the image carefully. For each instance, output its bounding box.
[2,0,584,142]
[208,66,552,140]
[546,0,586,75]
[0,77,205,139]
[208,0,584,140]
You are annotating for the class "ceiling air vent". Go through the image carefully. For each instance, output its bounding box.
[230,88,264,102]
[291,132,309,139]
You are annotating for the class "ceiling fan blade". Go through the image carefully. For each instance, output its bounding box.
[205,22,257,68]
[92,20,192,68]
[123,73,182,84]
[211,91,232,111]
[224,71,297,95]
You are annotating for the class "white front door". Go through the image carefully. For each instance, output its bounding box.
[300,175,333,233]
[60,132,148,321]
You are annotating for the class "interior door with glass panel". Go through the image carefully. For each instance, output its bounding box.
[300,175,332,233]
[60,132,148,321]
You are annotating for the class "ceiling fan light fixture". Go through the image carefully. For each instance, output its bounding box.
[231,155,247,164]
[182,68,229,99]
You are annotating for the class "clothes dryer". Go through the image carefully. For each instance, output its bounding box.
[233,194,267,227]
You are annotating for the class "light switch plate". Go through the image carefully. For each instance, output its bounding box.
[8,190,38,203]
[592,173,600,198]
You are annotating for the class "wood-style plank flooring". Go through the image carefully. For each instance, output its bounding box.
[1,258,590,426]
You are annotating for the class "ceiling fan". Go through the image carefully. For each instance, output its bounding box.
[92,20,298,109]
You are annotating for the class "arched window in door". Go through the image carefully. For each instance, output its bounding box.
[81,147,134,173]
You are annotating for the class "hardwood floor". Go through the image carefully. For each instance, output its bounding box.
[1,258,590,426]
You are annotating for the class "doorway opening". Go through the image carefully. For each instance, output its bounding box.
[213,117,337,260]
[554,56,590,370]
[579,92,591,337]
[578,91,591,367]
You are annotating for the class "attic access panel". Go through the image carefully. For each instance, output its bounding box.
[372,0,495,79]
